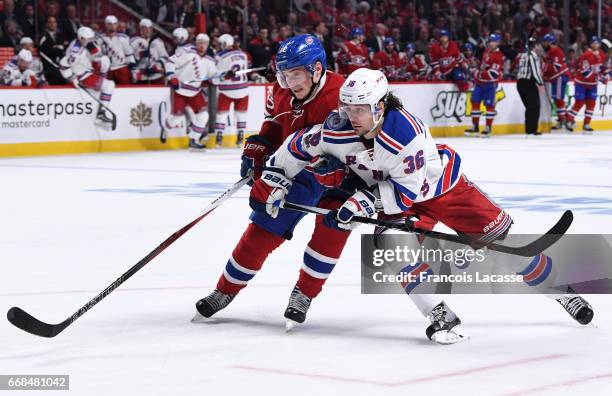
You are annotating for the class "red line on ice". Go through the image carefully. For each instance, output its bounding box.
[498,372,612,396]
[232,354,568,387]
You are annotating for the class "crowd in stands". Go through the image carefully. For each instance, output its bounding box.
[1,0,611,86]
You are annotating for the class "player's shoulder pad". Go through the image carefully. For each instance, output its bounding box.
[323,111,353,132]
[377,109,426,153]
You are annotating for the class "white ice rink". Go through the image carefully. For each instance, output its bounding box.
[2,133,612,395]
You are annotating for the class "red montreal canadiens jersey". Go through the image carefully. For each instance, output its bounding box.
[429,41,461,75]
[542,45,569,80]
[405,54,430,80]
[259,71,345,150]
[574,49,607,86]
[337,40,370,76]
[476,48,504,83]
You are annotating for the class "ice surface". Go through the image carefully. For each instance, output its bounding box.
[2,133,612,395]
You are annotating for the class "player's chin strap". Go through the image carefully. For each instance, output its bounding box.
[293,70,325,104]
[280,201,573,258]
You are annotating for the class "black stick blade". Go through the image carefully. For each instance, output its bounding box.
[7,307,65,338]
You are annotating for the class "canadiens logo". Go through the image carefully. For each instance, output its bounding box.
[292,102,304,117]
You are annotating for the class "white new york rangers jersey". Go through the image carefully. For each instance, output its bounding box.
[199,54,217,81]
[1,59,36,86]
[271,109,463,214]
[101,33,135,70]
[165,45,206,97]
[212,49,249,99]
[130,36,169,80]
[59,40,109,81]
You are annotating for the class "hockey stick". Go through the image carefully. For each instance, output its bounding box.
[77,84,118,131]
[40,52,118,131]
[7,176,250,338]
[601,81,608,117]
[281,201,573,257]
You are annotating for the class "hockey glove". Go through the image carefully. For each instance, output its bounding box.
[249,167,292,218]
[241,135,272,185]
[324,189,379,230]
[168,77,180,90]
[312,155,348,189]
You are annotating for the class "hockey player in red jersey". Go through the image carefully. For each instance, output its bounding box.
[465,33,504,137]
[566,36,609,134]
[541,34,571,130]
[336,27,370,77]
[372,37,402,80]
[459,42,478,88]
[429,30,468,91]
[404,43,431,81]
[194,34,350,327]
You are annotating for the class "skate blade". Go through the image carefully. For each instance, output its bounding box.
[285,320,299,333]
[191,312,207,323]
[430,325,470,345]
[95,120,113,130]
[582,131,593,135]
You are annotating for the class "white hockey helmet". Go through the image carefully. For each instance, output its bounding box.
[105,15,118,25]
[172,27,189,44]
[139,18,153,28]
[17,49,33,63]
[196,33,210,43]
[339,68,389,130]
[219,33,234,49]
[77,26,95,42]
[20,37,34,46]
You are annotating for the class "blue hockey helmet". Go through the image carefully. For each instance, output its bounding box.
[350,27,364,39]
[405,43,416,53]
[590,35,601,44]
[488,33,501,43]
[462,42,474,52]
[440,29,450,37]
[275,34,327,74]
[383,37,395,46]
[542,33,555,43]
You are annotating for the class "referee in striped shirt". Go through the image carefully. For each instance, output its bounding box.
[516,37,545,135]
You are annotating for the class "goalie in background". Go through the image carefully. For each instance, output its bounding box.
[59,26,116,129]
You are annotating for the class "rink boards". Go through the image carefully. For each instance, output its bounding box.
[1,81,612,157]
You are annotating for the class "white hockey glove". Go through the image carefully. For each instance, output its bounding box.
[324,189,380,230]
[249,167,292,218]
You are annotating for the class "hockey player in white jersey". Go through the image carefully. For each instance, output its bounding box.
[19,37,45,81]
[59,26,116,127]
[250,68,594,343]
[101,15,136,85]
[212,34,250,147]
[1,49,45,87]
[130,18,168,84]
[164,28,210,150]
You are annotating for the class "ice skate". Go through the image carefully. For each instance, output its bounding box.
[284,285,312,332]
[555,286,594,325]
[426,301,469,344]
[95,108,114,129]
[480,125,491,138]
[464,125,479,137]
[582,124,594,135]
[564,120,575,132]
[192,289,236,321]
[215,131,223,148]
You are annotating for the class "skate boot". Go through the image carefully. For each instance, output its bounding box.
[582,124,594,135]
[192,289,236,321]
[564,120,575,132]
[236,131,244,148]
[480,125,491,138]
[551,120,563,131]
[284,285,312,331]
[464,125,479,137]
[555,286,594,325]
[95,108,114,129]
[426,301,469,344]
[189,138,206,151]
[215,131,223,147]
